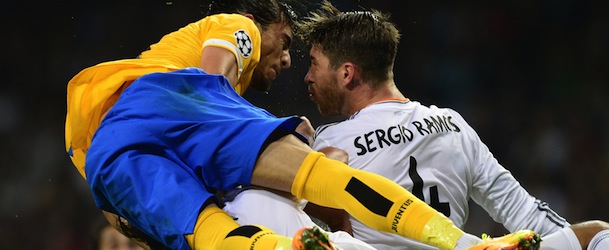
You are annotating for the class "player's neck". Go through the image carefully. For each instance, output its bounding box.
[344,80,404,116]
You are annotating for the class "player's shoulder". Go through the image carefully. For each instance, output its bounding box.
[413,102,462,117]
[313,121,343,141]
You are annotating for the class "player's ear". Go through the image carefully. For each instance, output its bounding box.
[244,13,255,21]
[342,62,358,89]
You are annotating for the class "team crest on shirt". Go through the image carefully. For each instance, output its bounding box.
[234,30,253,58]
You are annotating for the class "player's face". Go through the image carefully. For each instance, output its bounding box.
[250,21,293,92]
[304,45,345,116]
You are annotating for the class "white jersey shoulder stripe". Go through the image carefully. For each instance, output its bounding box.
[202,38,244,77]
[535,199,568,228]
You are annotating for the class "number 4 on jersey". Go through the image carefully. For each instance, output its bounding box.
[408,156,451,217]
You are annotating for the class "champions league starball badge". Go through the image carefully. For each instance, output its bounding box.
[235,30,253,58]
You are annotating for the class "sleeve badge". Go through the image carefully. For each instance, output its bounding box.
[234,30,253,58]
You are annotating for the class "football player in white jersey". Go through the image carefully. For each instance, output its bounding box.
[225,1,547,250]
[299,2,609,250]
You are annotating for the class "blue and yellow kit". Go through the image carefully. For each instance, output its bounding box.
[66,14,261,178]
[64,14,302,249]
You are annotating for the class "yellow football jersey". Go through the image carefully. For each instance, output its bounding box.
[65,14,262,178]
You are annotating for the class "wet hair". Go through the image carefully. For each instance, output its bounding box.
[298,0,401,86]
[207,0,307,34]
[116,215,170,250]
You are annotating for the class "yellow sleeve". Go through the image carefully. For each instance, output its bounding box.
[65,59,176,178]
[139,14,261,95]
[198,14,261,95]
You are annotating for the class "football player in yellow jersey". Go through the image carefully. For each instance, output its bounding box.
[65,0,543,249]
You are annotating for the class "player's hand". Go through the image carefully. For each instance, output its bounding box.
[296,116,314,146]
[318,147,349,164]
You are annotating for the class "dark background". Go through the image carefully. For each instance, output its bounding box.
[1,0,608,249]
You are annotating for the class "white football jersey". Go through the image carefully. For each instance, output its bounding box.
[312,99,568,250]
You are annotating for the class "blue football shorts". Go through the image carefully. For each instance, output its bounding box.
[85,67,304,248]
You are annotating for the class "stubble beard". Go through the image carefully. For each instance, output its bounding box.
[317,85,344,116]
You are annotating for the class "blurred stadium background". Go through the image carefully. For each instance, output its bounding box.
[1,0,607,249]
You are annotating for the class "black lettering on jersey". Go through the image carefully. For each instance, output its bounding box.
[408,156,451,217]
[408,156,424,199]
[364,131,377,153]
[400,125,414,141]
[388,126,402,144]
[355,125,413,156]
[447,116,461,132]
[430,116,449,132]
[429,186,450,216]
[352,116,457,156]
[412,121,429,135]
[413,115,461,136]
[424,118,439,134]
[354,136,367,156]
[375,129,391,149]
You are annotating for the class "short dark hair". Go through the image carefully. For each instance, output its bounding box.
[299,0,401,86]
[207,0,307,33]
